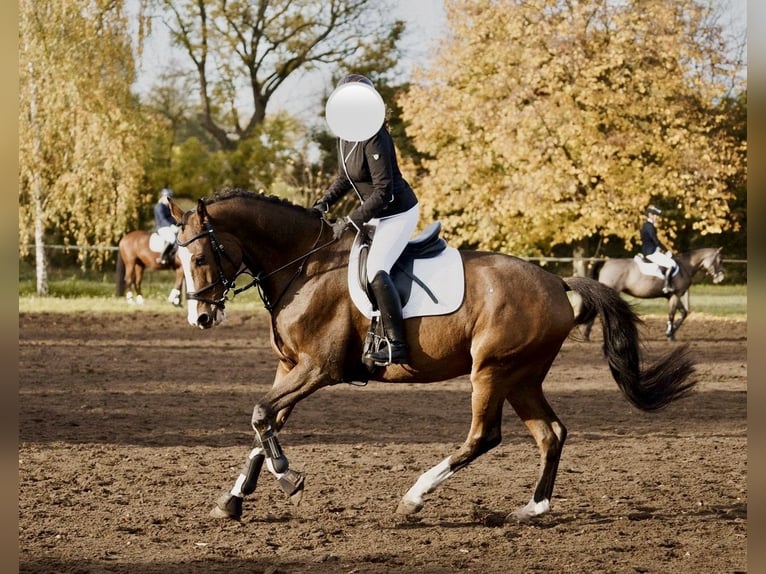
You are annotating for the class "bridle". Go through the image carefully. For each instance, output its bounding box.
[177,218,335,312]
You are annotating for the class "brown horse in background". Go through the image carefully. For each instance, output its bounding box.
[115,230,185,306]
[169,189,696,524]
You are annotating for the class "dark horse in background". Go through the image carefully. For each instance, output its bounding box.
[581,247,725,341]
[168,189,695,524]
[115,230,185,306]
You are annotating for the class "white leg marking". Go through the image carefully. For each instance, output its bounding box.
[512,498,550,521]
[401,457,454,509]
[167,287,181,305]
[230,447,264,497]
[177,247,199,326]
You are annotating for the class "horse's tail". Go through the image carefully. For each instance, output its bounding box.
[565,276,696,411]
[115,246,126,296]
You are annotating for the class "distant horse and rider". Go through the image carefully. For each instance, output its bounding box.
[166,188,696,524]
[581,246,725,341]
[115,187,186,306]
[115,229,185,306]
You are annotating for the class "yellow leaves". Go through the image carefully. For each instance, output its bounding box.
[19,0,150,267]
[400,0,744,256]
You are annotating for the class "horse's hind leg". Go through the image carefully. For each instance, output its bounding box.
[397,367,507,515]
[506,381,567,521]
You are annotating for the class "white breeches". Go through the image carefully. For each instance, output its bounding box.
[157,226,177,247]
[647,249,675,270]
[365,204,420,284]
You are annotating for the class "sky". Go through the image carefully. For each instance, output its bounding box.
[133,0,746,126]
[133,0,447,122]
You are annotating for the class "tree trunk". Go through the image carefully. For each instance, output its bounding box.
[28,61,48,295]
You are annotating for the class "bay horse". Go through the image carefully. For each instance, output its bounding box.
[582,247,725,341]
[115,230,185,306]
[169,189,696,523]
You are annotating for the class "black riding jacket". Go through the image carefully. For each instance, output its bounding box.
[154,201,175,229]
[640,220,666,255]
[320,126,418,228]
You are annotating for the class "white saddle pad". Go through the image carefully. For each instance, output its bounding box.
[348,231,465,320]
[149,232,166,253]
[633,255,665,279]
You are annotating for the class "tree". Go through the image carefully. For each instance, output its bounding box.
[153,0,402,152]
[19,0,152,291]
[400,0,746,262]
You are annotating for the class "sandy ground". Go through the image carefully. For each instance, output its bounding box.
[19,310,746,573]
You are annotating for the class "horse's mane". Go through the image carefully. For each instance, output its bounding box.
[205,187,317,218]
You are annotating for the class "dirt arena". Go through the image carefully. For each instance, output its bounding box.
[19,309,746,573]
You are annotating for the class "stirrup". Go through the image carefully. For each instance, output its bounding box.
[366,340,408,366]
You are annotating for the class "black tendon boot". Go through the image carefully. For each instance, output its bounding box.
[366,271,409,365]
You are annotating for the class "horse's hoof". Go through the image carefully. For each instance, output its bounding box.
[396,499,423,515]
[509,498,550,522]
[290,487,304,506]
[209,493,242,520]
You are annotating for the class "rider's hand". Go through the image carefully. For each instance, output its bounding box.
[332,219,348,240]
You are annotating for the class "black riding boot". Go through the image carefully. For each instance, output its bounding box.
[158,244,173,266]
[366,271,408,366]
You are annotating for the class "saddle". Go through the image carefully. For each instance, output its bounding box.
[348,221,465,375]
[347,222,465,320]
[357,222,447,307]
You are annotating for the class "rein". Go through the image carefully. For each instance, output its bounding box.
[178,219,334,311]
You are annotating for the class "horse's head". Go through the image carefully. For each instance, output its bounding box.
[702,247,725,284]
[171,198,244,329]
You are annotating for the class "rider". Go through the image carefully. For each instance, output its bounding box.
[154,187,178,266]
[641,205,676,293]
[313,74,419,366]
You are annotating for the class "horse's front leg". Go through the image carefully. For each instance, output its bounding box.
[666,292,689,341]
[210,358,332,520]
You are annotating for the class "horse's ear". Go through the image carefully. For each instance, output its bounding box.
[196,198,209,223]
[168,198,185,223]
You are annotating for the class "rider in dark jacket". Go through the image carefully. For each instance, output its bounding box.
[314,74,419,366]
[641,205,675,293]
[154,187,177,265]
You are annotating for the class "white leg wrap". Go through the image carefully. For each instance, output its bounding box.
[402,457,454,508]
[230,447,264,497]
[265,456,288,479]
[512,497,550,521]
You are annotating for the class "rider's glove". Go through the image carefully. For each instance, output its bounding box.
[332,219,349,240]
